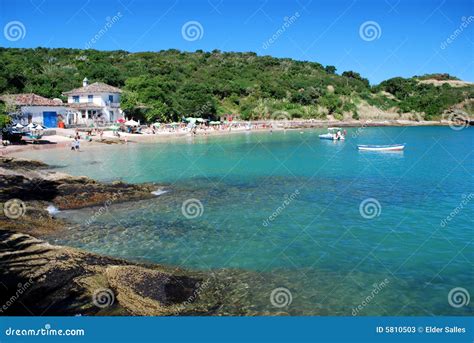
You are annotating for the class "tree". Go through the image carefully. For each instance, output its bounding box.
[325,65,337,74]
[0,101,11,128]
[144,100,168,122]
[341,71,370,88]
[320,93,342,115]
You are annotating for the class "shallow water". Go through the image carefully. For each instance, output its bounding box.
[17,127,473,315]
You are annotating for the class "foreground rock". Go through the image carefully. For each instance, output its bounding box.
[0,156,266,316]
[0,229,240,316]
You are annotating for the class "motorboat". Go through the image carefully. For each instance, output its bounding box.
[319,127,345,140]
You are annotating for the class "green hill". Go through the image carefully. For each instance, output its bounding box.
[0,47,472,123]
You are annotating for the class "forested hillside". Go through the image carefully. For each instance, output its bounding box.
[0,47,472,123]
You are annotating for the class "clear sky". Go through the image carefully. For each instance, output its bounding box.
[0,0,472,84]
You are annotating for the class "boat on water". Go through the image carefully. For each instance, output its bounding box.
[319,127,345,140]
[357,144,405,151]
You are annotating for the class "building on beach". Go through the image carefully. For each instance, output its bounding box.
[0,78,125,128]
[63,78,124,125]
[0,93,68,128]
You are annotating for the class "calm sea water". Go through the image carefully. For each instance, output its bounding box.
[17,127,473,315]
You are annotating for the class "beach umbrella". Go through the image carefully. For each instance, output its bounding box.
[13,123,24,129]
[196,118,205,123]
[152,122,161,127]
[35,124,46,130]
[117,118,125,123]
[124,119,139,126]
[26,123,37,129]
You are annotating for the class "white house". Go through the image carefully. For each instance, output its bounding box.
[63,78,124,125]
[0,93,68,128]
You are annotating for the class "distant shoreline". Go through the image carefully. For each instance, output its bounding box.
[1,119,461,157]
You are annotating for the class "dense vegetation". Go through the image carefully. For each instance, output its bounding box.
[0,47,472,124]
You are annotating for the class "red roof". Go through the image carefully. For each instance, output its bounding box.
[0,93,64,106]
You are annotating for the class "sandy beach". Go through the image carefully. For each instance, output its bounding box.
[0,119,452,156]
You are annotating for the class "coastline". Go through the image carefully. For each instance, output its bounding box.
[0,156,286,316]
[0,156,207,316]
[0,119,455,157]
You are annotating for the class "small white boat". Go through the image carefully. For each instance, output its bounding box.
[357,144,405,151]
[319,127,345,140]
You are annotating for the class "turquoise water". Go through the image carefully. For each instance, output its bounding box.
[17,127,473,315]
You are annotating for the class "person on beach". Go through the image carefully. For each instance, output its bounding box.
[75,138,80,151]
[70,139,76,151]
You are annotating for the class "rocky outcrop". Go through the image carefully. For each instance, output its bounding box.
[0,156,258,316]
[0,156,160,236]
[0,229,230,316]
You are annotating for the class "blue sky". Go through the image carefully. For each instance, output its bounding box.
[0,0,472,84]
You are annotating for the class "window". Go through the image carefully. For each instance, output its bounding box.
[88,95,93,102]
[108,95,114,103]
[73,95,79,103]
